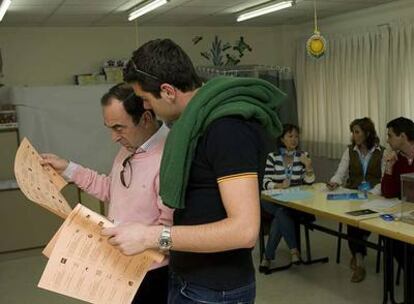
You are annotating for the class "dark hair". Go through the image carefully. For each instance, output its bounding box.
[386,117,414,141]
[101,83,150,125]
[277,123,300,148]
[123,39,202,98]
[349,117,380,149]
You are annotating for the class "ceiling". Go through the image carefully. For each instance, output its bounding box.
[2,0,395,27]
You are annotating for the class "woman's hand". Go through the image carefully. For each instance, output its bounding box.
[326,181,339,191]
[299,152,313,171]
[274,179,291,189]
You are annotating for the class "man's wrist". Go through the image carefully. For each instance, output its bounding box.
[146,225,163,250]
[62,161,77,180]
[158,225,173,251]
[147,225,174,251]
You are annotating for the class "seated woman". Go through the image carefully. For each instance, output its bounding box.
[327,117,384,283]
[260,124,315,269]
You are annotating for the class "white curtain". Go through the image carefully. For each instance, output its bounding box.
[296,27,390,158]
[389,22,414,119]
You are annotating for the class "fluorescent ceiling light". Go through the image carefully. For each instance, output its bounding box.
[128,0,168,21]
[0,0,11,22]
[237,1,293,22]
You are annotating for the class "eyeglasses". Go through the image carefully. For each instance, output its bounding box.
[120,148,147,188]
[130,59,161,82]
[125,91,137,102]
[120,153,135,188]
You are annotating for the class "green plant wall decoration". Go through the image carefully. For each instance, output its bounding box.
[194,35,252,66]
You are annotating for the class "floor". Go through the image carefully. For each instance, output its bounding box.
[0,218,404,304]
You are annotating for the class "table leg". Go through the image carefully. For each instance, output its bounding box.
[404,243,414,304]
[383,237,399,304]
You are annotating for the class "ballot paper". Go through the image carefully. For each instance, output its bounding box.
[14,137,72,218]
[313,183,357,194]
[14,138,165,304]
[262,187,313,202]
[38,204,164,304]
[360,198,402,212]
[261,188,284,196]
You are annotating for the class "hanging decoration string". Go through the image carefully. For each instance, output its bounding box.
[306,0,327,59]
[313,0,318,34]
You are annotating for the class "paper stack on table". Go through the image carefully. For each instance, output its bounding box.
[262,186,314,202]
[360,199,402,212]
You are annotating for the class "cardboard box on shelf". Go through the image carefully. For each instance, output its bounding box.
[75,74,106,86]
[0,105,17,129]
[104,67,124,84]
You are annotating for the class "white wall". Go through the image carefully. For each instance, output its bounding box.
[0,26,296,86]
[0,1,411,90]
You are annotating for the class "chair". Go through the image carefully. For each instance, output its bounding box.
[258,203,328,273]
[259,209,273,263]
[335,222,383,273]
[396,263,402,285]
[258,208,296,273]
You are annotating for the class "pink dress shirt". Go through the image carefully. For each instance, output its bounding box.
[65,124,173,269]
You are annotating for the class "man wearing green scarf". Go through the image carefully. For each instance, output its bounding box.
[102,39,285,304]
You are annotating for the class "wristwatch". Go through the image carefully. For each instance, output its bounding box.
[158,226,172,251]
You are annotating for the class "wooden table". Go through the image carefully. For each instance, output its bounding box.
[262,184,383,227]
[360,209,414,304]
[262,184,414,304]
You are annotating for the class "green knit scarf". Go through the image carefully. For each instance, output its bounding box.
[160,76,286,209]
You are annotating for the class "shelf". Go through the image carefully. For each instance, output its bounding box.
[0,123,18,131]
[0,110,16,114]
[0,179,19,191]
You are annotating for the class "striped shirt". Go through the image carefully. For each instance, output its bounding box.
[263,150,315,190]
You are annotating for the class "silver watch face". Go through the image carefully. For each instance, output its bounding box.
[160,238,172,249]
[159,227,172,250]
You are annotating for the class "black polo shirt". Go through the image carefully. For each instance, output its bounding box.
[170,116,271,290]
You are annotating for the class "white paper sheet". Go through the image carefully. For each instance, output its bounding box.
[14,137,72,218]
[38,204,164,304]
[361,199,401,212]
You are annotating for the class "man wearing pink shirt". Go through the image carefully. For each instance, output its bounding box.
[41,83,173,304]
